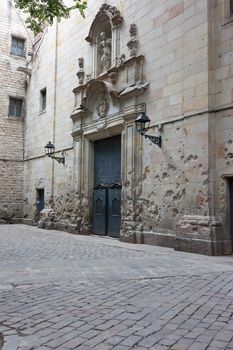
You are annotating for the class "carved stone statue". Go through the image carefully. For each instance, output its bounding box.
[98,32,112,73]
[97,93,109,118]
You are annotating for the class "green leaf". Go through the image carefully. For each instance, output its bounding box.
[14,0,87,34]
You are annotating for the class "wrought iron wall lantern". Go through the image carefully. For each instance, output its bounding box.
[135,112,162,148]
[44,141,65,165]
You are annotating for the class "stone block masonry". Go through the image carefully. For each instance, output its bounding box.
[0,0,33,221]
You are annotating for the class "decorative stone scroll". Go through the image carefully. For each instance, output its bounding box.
[127,24,138,57]
[76,57,85,85]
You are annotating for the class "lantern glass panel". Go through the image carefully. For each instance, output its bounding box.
[135,113,151,135]
[45,142,55,156]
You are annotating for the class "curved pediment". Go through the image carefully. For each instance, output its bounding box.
[85,4,123,43]
[86,80,118,104]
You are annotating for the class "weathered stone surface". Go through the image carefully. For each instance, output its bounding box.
[1,0,233,255]
[0,1,32,222]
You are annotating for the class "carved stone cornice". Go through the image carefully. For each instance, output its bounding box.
[70,107,88,123]
[73,55,145,94]
[119,82,149,100]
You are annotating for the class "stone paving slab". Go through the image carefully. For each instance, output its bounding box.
[0,225,232,349]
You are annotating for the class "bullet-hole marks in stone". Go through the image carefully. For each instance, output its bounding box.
[148,191,156,198]
[165,190,174,197]
[162,172,169,179]
[186,154,199,161]
[202,178,209,186]
[226,152,233,158]
[142,166,150,180]
[196,190,206,208]
[228,139,233,144]
[173,191,183,200]
[172,207,179,216]
[168,164,177,171]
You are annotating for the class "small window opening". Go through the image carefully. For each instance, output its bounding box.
[11,36,25,57]
[40,88,47,112]
[9,97,23,117]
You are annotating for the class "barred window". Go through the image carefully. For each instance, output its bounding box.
[11,37,25,57]
[9,98,23,117]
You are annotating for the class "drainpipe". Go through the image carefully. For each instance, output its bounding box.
[51,19,58,200]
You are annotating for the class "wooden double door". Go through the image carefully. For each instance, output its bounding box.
[93,136,121,238]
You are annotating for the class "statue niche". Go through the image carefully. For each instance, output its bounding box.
[98,31,112,74]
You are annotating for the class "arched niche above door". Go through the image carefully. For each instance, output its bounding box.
[85,4,123,77]
[85,80,119,120]
[71,79,119,129]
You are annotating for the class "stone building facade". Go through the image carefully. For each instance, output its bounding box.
[0,0,32,223]
[1,0,233,255]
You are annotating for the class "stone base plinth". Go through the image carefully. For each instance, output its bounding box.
[176,214,232,255]
[120,230,175,248]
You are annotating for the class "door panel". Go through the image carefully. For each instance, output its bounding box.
[93,189,107,235]
[93,136,121,237]
[36,189,44,219]
[108,188,121,238]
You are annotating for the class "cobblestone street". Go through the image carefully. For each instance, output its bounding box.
[0,225,233,350]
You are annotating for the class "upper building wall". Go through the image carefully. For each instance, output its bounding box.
[23,1,233,255]
[0,0,33,221]
[26,0,210,159]
[209,0,233,108]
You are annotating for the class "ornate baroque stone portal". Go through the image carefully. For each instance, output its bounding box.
[69,5,149,236]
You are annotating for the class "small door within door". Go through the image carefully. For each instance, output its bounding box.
[93,136,121,238]
[36,189,44,219]
[229,178,233,251]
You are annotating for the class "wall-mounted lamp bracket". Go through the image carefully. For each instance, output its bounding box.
[49,154,65,165]
[135,111,162,148]
[145,134,161,147]
[44,142,65,165]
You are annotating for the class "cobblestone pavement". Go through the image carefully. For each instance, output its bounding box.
[0,225,233,349]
